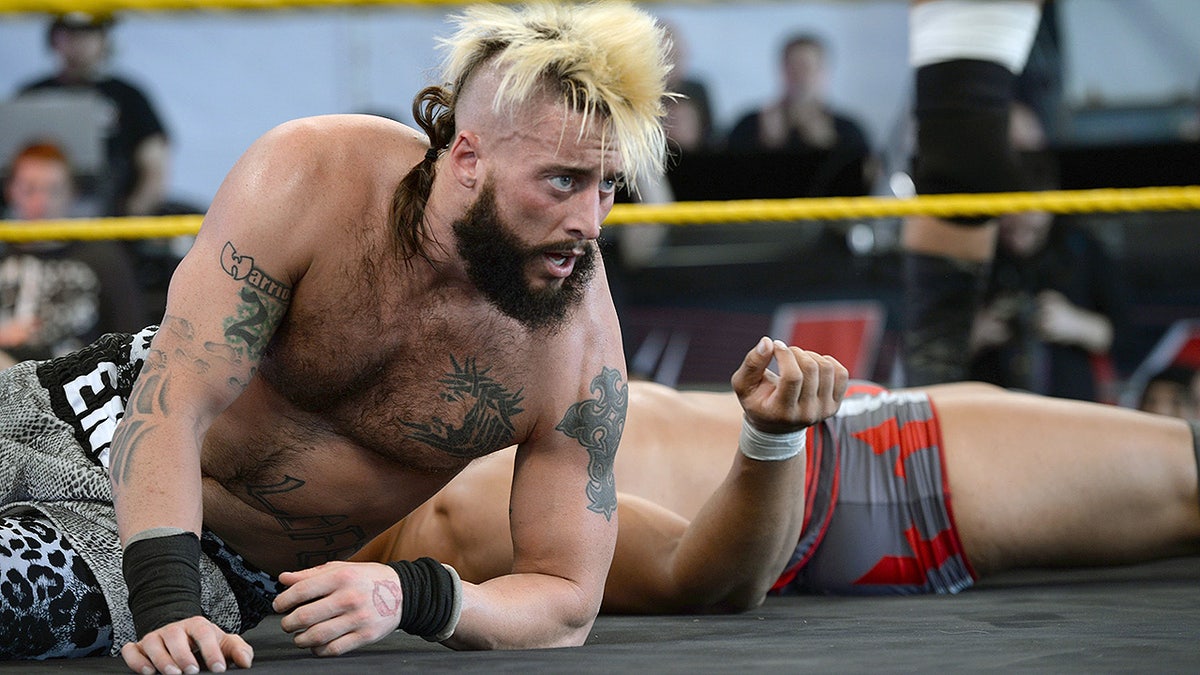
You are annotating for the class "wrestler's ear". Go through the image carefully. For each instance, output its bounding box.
[446,131,479,189]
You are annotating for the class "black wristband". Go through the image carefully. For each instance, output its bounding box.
[122,532,204,638]
[385,557,462,641]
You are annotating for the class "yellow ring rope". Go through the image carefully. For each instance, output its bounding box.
[0,0,509,13]
[2,186,1199,242]
[608,186,1200,226]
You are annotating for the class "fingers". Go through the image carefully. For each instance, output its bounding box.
[730,336,775,395]
[120,617,252,674]
[734,337,849,432]
[275,561,400,658]
[274,562,343,614]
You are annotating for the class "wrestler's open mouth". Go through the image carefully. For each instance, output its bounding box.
[544,250,579,278]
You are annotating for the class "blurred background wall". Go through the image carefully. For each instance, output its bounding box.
[2,0,1197,209]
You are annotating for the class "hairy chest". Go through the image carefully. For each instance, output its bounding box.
[256,296,544,468]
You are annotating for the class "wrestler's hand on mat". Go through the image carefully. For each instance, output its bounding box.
[731,336,848,434]
[274,561,403,657]
[120,616,253,674]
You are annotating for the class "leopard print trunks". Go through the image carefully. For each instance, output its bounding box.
[0,328,283,659]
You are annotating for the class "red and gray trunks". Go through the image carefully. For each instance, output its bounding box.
[772,382,977,596]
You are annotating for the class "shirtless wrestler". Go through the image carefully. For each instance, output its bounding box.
[0,2,672,670]
[358,337,1200,613]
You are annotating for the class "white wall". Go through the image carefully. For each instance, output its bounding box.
[1,0,1197,209]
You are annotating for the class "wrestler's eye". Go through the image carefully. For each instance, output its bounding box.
[550,175,576,191]
[599,177,617,194]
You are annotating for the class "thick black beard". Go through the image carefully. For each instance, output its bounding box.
[452,184,596,332]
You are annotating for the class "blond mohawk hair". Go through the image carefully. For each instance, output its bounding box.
[438,2,672,190]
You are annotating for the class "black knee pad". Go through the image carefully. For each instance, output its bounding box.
[912,59,1023,225]
[901,252,989,386]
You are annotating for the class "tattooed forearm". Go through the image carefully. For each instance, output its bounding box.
[555,367,628,521]
[109,368,169,486]
[220,241,291,362]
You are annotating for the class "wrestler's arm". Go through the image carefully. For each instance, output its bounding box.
[114,120,320,674]
[446,314,626,649]
[604,339,847,614]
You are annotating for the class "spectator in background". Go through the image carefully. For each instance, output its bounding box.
[1137,366,1195,419]
[16,12,170,217]
[724,32,874,196]
[661,20,716,154]
[0,142,145,364]
[601,20,714,327]
[967,155,1128,402]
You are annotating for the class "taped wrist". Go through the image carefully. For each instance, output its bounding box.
[385,557,463,642]
[739,417,807,462]
[122,531,203,638]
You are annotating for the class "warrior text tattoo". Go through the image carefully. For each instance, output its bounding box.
[555,367,627,520]
[220,241,291,302]
[219,242,290,360]
[402,356,525,458]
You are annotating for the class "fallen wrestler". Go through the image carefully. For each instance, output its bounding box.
[2,2,674,670]
[357,337,1200,613]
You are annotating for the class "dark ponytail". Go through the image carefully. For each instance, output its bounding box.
[390,85,457,265]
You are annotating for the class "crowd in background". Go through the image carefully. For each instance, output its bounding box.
[2,5,1199,418]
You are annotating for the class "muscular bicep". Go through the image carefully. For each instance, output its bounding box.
[147,129,316,412]
[508,365,628,579]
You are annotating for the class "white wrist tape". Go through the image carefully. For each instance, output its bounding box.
[738,417,807,462]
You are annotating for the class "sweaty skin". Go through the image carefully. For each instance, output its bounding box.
[114,104,629,672]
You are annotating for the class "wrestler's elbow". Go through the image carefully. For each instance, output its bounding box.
[447,579,600,650]
[673,574,774,615]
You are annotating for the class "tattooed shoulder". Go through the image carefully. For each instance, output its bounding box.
[555,367,628,521]
[219,241,291,361]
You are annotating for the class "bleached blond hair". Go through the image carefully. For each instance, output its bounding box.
[395,2,672,263]
[445,2,670,184]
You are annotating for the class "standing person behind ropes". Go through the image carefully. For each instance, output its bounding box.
[360,337,1200,615]
[16,12,170,217]
[899,0,1044,386]
[967,156,1127,402]
[724,32,874,196]
[0,141,145,365]
[0,2,671,669]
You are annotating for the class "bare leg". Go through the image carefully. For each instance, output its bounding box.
[930,383,1200,575]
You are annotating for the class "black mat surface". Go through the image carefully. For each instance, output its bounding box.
[4,556,1198,673]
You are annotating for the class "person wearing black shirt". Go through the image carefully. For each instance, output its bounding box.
[17,12,170,217]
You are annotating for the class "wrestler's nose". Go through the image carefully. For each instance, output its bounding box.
[564,189,605,241]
